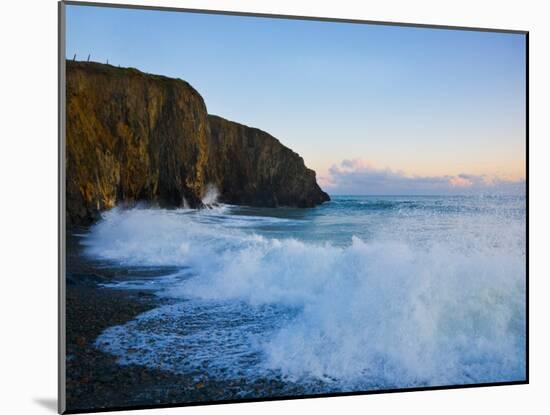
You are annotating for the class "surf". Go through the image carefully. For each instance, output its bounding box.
[85,196,526,391]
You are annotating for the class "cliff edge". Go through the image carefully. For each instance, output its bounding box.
[66,61,329,225]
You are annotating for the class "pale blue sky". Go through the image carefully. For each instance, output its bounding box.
[66,4,526,194]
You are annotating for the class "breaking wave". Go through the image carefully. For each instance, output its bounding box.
[87,198,526,391]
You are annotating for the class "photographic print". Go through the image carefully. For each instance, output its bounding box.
[60,2,527,413]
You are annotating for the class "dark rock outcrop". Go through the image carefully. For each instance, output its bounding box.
[66,61,329,225]
[207,115,329,208]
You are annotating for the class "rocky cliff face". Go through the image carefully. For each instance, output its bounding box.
[207,115,329,208]
[66,61,329,225]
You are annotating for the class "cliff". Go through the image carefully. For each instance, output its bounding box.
[66,61,329,225]
[207,115,329,208]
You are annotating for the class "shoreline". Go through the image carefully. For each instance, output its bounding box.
[64,194,526,411]
[65,231,181,411]
[65,230,304,412]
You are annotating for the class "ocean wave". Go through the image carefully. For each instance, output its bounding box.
[88,205,526,390]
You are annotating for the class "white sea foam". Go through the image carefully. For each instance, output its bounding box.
[88,201,526,390]
[201,184,220,205]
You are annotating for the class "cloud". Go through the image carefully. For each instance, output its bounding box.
[449,175,473,188]
[318,159,525,195]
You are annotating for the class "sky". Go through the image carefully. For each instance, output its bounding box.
[66,4,526,195]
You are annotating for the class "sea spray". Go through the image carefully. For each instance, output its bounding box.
[88,196,526,391]
[202,184,220,206]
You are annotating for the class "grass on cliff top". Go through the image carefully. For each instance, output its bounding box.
[66,59,198,93]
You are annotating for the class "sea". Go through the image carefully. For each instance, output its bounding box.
[80,195,526,395]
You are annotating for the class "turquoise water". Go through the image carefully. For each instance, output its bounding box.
[83,195,526,394]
